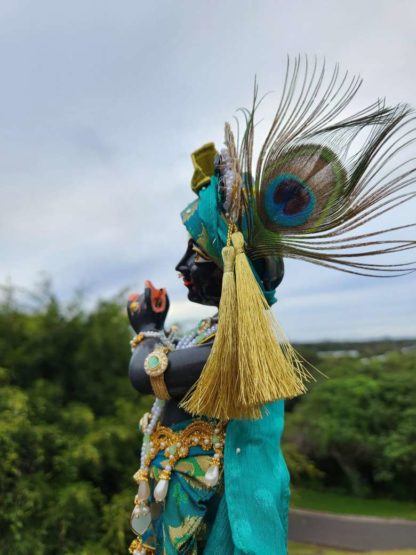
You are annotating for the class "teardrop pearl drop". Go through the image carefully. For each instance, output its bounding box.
[154,479,169,502]
[138,480,150,501]
[205,464,219,487]
[131,510,151,535]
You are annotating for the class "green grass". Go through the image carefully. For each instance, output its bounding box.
[289,543,416,555]
[291,488,416,521]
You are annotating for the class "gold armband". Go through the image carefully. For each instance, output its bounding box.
[144,345,172,400]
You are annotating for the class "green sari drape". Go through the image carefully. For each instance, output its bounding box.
[140,401,289,554]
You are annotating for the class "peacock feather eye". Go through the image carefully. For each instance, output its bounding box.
[273,178,310,215]
[264,173,316,228]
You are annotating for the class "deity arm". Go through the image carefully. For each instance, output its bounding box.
[129,340,212,398]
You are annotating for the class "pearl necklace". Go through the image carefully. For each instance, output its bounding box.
[139,318,218,468]
[175,320,218,350]
[130,318,218,553]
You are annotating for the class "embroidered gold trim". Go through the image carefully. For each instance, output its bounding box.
[142,420,226,475]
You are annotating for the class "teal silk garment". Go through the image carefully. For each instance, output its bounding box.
[143,401,289,554]
[205,400,290,554]
[142,420,222,554]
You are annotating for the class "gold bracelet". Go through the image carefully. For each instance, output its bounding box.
[144,345,172,400]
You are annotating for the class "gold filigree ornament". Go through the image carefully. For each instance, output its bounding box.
[130,420,226,541]
[128,536,155,555]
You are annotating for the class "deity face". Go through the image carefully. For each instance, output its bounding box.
[175,239,223,306]
[175,238,285,307]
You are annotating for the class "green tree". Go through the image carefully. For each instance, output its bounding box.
[0,285,152,554]
[285,353,416,499]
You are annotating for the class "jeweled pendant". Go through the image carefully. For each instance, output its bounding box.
[131,508,151,535]
[154,478,169,502]
[205,464,219,487]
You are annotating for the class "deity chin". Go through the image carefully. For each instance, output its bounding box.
[186,284,221,307]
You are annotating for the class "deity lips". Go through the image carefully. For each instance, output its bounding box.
[178,272,193,287]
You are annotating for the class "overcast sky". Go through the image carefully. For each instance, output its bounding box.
[1,0,415,341]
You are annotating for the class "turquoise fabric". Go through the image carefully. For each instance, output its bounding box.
[142,419,222,554]
[205,400,290,554]
[181,177,278,306]
[144,402,289,554]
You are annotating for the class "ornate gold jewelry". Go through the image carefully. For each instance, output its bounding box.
[130,333,145,350]
[196,318,213,334]
[145,420,226,478]
[129,536,155,554]
[144,345,172,400]
[133,467,149,484]
[130,419,226,546]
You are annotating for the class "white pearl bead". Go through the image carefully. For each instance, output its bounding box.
[137,480,150,501]
[205,464,219,487]
[154,479,169,502]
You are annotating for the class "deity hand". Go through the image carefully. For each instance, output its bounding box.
[127,280,170,333]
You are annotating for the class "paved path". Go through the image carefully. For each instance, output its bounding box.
[289,508,416,551]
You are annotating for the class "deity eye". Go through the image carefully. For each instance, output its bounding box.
[192,245,211,262]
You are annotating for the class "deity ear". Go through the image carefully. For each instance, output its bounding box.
[190,143,217,193]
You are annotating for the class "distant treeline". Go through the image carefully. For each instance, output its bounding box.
[0,284,415,554]
[295,338,416,357]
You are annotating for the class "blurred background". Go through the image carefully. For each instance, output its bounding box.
[1,1,415,554]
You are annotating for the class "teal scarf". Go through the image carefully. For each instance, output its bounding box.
[205,401,290,554]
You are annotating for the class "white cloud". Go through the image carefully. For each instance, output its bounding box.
[1,0,415,340]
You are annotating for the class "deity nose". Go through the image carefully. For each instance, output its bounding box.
[175,240,195,273]
[175,256,189,273]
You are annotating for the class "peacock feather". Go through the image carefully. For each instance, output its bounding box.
[233,56,416,277]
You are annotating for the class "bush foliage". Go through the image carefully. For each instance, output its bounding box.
[284,352,416,499]
[0,285,152,554]
[0,283,414,553]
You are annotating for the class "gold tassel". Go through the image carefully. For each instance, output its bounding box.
[181,229,309,421]
[231,231,308,411]
[180,243,254,419]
